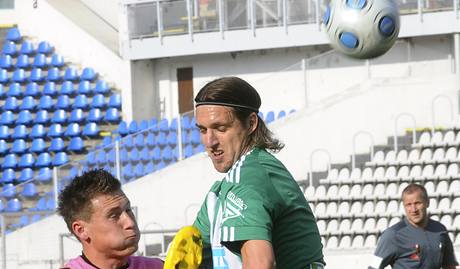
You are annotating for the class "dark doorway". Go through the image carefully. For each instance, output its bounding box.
[177,67,194,114]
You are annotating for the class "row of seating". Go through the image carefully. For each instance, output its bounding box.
[0,122,100,140]
[1,167,52,185]
[0,136,86,154]
[414,130,460,148]
[2,40,54,56]
[0,151,69,170]
[0,53,68,71]
[0,67,99,84]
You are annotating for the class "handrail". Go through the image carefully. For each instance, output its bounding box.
[308,148,331,186]
[394,113,417,152]
[351,131,374,170]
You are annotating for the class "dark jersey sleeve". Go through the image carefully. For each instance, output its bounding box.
[368,229,398,269]
[442,232,459,267]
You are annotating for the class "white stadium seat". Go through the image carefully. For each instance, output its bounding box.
[435,180,449,195]
[415,131,431,147]
[397,165,411,180]
[373,183,385,196]
[453,215,460,229]
[431,215,440,221]
[314,185,327,199]
[421,165,434,180]
[338,167,351,182]
[339,219,351,232]
[350,185,362,199]
[446,163,459,179]
[339,235,352,248]
[327,219,339,232]
[434,163,447,180]
[304,186,315,198]
[431,131,444,146]
[443,130,455,146]
[386,183,398,197]
[375,200,387,214]
[376,218,389,231]
[387,200,399,213]
[408,165,421,180]
[338,201,350,214]
[327,236,339,249]
[350,167,362,182]
[444,147,457,162]
[364,217,376,231]
[407,149,420,165]
[424,181,436,194]
[429,198,438,212]
[451,198,460,212]
[384,150,396,165]
[372,167,385,181]
[351,235,364,248]
[315,202,326,216]
[351,218,364,232]
[338,185,350,198]
[327,185,339,198]
[455,233,460,245]
[389,216,401,226]
[432,148,445,163]
[398,182,409,196]
[449,180,460,193]
[440,214,452,227]
[326,202,338,216]
[350,201,363,215]
[368,150,385,166]
[419,148,433,164]
[436,197,451,213]
[384,166,397,180]
[326,168,339,182]
[395,149,408,165]
[362,184,374,197]
[363,201,375,214]
[364,234,377,248]
[317,220,326,232]
[308,202,315,213]
[361,167,374,182]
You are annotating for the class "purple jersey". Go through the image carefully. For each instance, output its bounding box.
[61,255,164,269]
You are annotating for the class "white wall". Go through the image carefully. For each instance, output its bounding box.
[80,0,119,30]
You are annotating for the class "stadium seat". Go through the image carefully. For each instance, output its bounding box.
[0,54,12,69]
[91,94,106,108]
[80,67,97,81]
[53,152,69,166]
[21,182,38,198]
[134,163,144,178]
[169,118,178,133]
[30,138,46,153]
[36,167,52,184]
[85,151,97,166]
[82,122,99,137]
[0,139,8,155]
[38,95,54,111]
[140,147,151,163]
[73,94,89,110]
[37,41,53,55]
[49,137,65,152]
[20,41,35,55]
[134,134,144,149]
[30,67,45,82]
[1,171,15,185]
[47,123,64,138]
[117,121,128,136]
[18,153,35,169]
[65,123,81,137]
[6,28,21,42]
[50,54,64,67]
[56,95,71,111]
[265,111,275,123]
[16,54,30,69]
[121,135,134,150]
[68,136,85,153]
[12,125,28,140]
[11,139,27,154]
[151,146,161,163]
[145,162,155,174]
[64,67,78,81]
[128,121,138,134]
[51,109,68,124]
[4,96,19,111]
[365,236,378,249]
[2,41,16,55]
[16,110,33,126]
[5,198,22,212]
[104,108,120,123]
[156,132,167,148]
[69,109,85,123]
[7,82,22,97]
[444,147,457,162]
[88,108,103,123]
[32,53,47,68]
[108,93,121,108]
[95,80,110,95]
[77,80,92,95]
[277,110,286,119]
[30,124,46,139]
[129,148,141,163]
[123,163,134,181]
[60,81,75,96]
[3,154,17,169]
[190,129,200,146]
[25,82,40,97]
[351,235,364,248]
[158,118,169,133]
[0,68,8,84]
[96,150,107,165]
[19,97,36,112]
[43,81,58,96]
[145,132,156,149]
[0,125,10,140]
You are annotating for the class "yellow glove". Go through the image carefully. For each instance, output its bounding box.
[164,226,203,269]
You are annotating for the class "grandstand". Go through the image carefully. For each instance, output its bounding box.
[0,0,459,268]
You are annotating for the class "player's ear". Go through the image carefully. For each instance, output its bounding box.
[248,112,258,134]
[72,220,89,242]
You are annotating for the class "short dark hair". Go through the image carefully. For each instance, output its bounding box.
[401,183,428,202]
[58,169,122,235]
[195,77,284,153]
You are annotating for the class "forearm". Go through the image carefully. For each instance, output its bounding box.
[241,240,275,269]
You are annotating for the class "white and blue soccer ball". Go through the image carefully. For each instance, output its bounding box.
[323,0,400,59]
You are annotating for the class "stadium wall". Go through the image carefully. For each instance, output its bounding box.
[79,0,119,30]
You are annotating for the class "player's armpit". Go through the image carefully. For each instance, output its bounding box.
[241,240,275,269]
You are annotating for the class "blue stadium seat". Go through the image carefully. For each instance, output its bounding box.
[85,151,97,167]
[0,111,14,126]
[33,197,46,211]
[162,146,175,162]
[19,97,36,112]
[104,108,120,123]
[159,118,169,133]
[60,81,75,96]
[134,163,144,178]
[50,54,64,68]
[0,139,8,155]
[36,152,52,167]
[45,196,56,210]
[0,69,8,84]
[122,163,134,181]
[47,67,61,82]
[32,53,47,68]
[30,67,45,83]
[38,95,54,111]
[145,161,155,174]
[73,94,89,110]
[65,166,79,181]
[108,93,121,109]
[12,125,28,140]
[36,167,52,184]
[82,122,99,137]
[17,215,30,227]
[4,96,19,111]
[43,81,58,96]
[88,108,103,123]
[107,148,116,164]
[2,183,16,198]
[56,95,71,111]
[11,139,27,154]
[64,67,78,81]
[2,41,17,55]
[20,41,34,55]
[47,123,64,138]
[129,148,140,163]
[31,138,46,153]
[49,137,65,152]
[68,136,84,153]
[77,80,92,95]
[96,150,106,165]
[51,109,68,124]
[91,94,106,108]
[37,41,53,55]
[25,82,40,97]
[193,143,205,154]
[1,171,15,185]
[151,146,161,162]
[95,80,110,95]
[169,118,178,133]
[122,135,134,150]
[3,154,17,169]
[31,214,41,223]
[156,132,167,148]
[69,109,85,123]
[0,54,12,69]
[15,54,30,69]
[117,121,128,136]
[18,153,35,168]
[6,28,21,42]
[190,129,201,146]
[184,144,193,158]
[181,116,192,132]
[102,136,112,147]
[0,125,10,140]
[65,123,81,137]
[119,148,129,164]
[265,111,275,123]
[30,124,46,139]
[277,110,286,119]
[16,110,33,126]
[138,120,149,131]
[128,121,138,134]
[134,134,144,149]
[5,198,22,212]
[34,110,50,125]
[156,161,166,170]
[80,67,97,81]
[140,147,151,163]
[7,83,22,97]
[18,168,34,183]
[167,132,178,147]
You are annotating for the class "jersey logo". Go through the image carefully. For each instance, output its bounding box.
[409,244,420,260]
[222,191,247,223]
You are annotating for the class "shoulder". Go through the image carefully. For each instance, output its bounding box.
[129,256,164,268]
[239,148,289,179]
[382,220,406,239]
[426,218,448,233]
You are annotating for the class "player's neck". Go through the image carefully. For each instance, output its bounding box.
[82,250,129,269]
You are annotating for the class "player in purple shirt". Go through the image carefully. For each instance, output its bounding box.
[57,169,163,269]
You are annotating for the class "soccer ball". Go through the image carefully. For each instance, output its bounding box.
[323,0,400,59]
